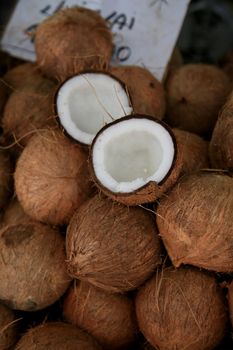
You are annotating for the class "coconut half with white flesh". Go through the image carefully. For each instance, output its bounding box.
[56,72,132,146]
[90,115,182,205]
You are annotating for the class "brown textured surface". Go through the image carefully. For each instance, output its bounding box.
[35,7,113,81]
[0,222,71,311]
[0,151,12,210]
[15,129,92,225]
[209,91,233,171]
[136,267,228,350]
[110,66,166,119]
[0,198,30,228]
[157,172,233,272]
[0,303,18,350]
[63,281,137,349]
[228,281,233,328]
[66,195,162,292]
[166,64,231,135]
[15,322,102,350]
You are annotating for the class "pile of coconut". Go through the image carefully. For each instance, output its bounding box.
[0,6,233,350]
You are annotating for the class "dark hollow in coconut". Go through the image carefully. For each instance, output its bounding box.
[66,195,162,293]
[35,7,113,81]
[15,322,102,350]
[0,303,19,350]
[110,66,166,119]
[0,198,30,228]
[15,129,92,226]
[156,172,233,272]
[228,281,233,328]
[63,281,137,349]
[0,150,12,210]
[209,91,233,171]
[0,222,71,311]
[90,115,183,206]
[166,64,231,136]
[136,267,228,350]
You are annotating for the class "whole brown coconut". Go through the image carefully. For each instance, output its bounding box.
[66,195,162,292]
[15,322,102,350]
[35,7,113,80]
[0,198,30,228]
[0,222,71,311]
[15,129,92,225]
[156,172,233,272]
[136,267,228,350]
[0,303,18,350]
[110,66,166,119]
[0,151,12,210]
[173,128,209,174]
[63,281,137,349]
[209,91,233,170]
[166,64,231,135]
[228,281,233,328]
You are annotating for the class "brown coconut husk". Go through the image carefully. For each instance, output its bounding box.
[0,150,12,210]
[156,172,233,272]
[15,322,102,350]
[0,303,19,350]
[228,281,233,328]
[135,267,228,350]
[66,195,162,293]
[15,129,93,226]
[209,91,233,171]
[35,7,113,81]
[0,222,71,311]
[166,64,231,136]
[110,66,166,119]
[0,198,30,228]
[63,281,138,349]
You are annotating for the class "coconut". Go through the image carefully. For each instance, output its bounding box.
[0,198,30,228]
[156,172,233,272]
[209,91,233,171]
[228,281,233,328]
[15,322,102,350]
[173,128,209,174]
[90,115,183,205]
[0,222,71,311]
[35,7,113,81]
[63,281,137,349]
[15,129,92,225]
[0,303,18,350]
[55,72,132,146]
[166,64,231,135]
[136,267,228,350]
[110,66,166,119]
[0,150,12,210]
[66,195,162,292]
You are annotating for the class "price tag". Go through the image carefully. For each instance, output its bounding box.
[1,0,190,81]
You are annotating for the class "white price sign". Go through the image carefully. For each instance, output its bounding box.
[1,0,190,81]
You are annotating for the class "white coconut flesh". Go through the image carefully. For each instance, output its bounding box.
[56,73,132,145]
[92,118,175,193]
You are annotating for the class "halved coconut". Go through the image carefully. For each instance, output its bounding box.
[90,115,182,205]
[55,72,132,146]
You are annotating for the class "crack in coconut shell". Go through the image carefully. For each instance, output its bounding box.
[89,115,183,205]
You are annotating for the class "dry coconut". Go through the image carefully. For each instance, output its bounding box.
[0,150,12,210]
[0,222,71,311]
[63,281,137,349]
[157,172,233,272]
[110,66,166,119]
[173,128,209,174]
[15,129,92,225]
[15,322,102,350]
[166,64,231,135]
[0,303,18,350]
[228,281,233,328]
[35,7,113,80]
[209,91,233,171]
[90,115,183,205]
[66,195,162,293]
[0,198,30,228]
[136,267,228,350]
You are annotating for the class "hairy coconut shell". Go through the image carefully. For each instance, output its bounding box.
[156,172,233,272]
[63,281,137,349]
[166,64,231,135]
[0,151,12,210]
[66,195,162,292]
[0,198,30,228]
[15,129,92,225]
[0,303,18,350]
[0,222,71,311]
[209,91,233,171]
[35,7,113,81]
[110,66,166,119]
[15,322,102,350]
[136,267,228,350]
[228,281,233,328]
